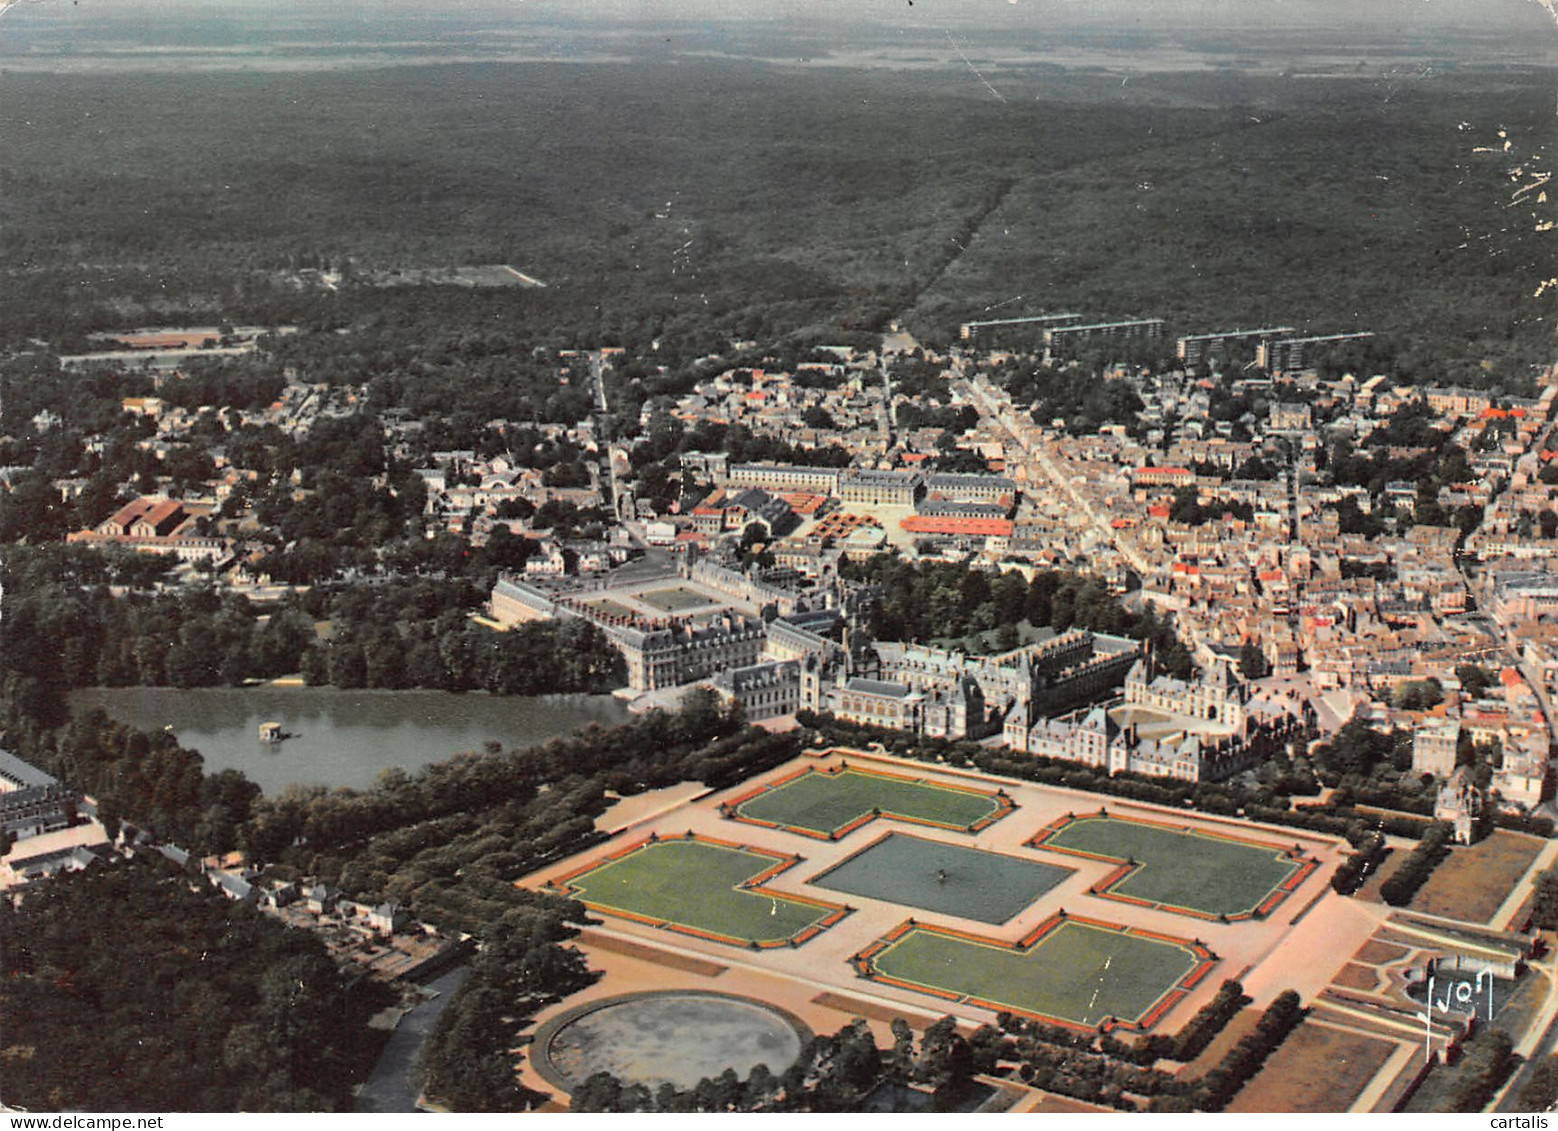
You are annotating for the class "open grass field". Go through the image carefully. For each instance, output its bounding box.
[551,836,846,949]
[809,833,1073,925]
[1227,1020,1396,1112]
[1408,830,1545,923]
[855,915,1212,1031]
[638,586,720,613]
[1033,813,1311,919]
[728,766,1010,840]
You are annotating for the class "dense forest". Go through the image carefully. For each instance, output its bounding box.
[0,548,624,710]
[1,60,1550,383]
[0,858,390,1112]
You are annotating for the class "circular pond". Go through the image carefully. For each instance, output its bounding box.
[534,991,811,1093]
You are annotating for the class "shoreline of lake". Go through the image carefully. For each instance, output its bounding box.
[69,685,632,796]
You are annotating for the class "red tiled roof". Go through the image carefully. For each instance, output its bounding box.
[107,498,156,528]
[140,499,184,527]
[899,516,1014,537]
[778,492,827,514]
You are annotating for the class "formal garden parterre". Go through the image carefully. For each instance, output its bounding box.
[546,833,848,948]
[1030,811,1318,920]
[521,747,1352,1100]
[724,763,1014,840]
[850,912,1217,1032]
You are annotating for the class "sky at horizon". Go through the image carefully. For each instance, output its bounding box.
[0,0,1552,69]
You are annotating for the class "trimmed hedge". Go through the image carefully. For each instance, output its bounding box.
[1198,990,1304,1111]
[1380,822,1453,906]
[1171,980,1251,1063]
[1331,831,1388,895]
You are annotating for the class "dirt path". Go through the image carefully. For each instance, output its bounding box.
[1350,1039,1419,1113]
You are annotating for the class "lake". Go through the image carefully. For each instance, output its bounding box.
[69,686,631,795]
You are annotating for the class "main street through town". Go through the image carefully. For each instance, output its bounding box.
[1459,409,1558,750]
[953,365,1211,667]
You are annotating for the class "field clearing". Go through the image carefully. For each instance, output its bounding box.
[729,765,1009,839]
[1033,812,1310,919]
[1408,830,1544,923]
[1227,1021,1396,1112]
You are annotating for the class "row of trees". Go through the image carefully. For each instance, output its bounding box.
[1170,980,1252,1062]
[1379,822,1454,907]
[1518,1053,1558,1111]
[991,980,1296,1111]
[300,617,624,696]
[1331,830,1389,895]
[1526,866,1558,930]
[1198,991,1304,1111]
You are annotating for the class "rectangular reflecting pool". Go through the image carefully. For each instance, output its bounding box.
[809,832,1073,925]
